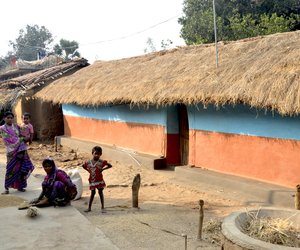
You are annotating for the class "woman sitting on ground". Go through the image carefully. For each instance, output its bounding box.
[30,158,77,207]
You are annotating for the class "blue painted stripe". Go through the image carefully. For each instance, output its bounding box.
[62,104,167,126]
[188,104,300,141]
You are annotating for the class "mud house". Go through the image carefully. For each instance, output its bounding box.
[0,58,88,139]
[36,31,300,188]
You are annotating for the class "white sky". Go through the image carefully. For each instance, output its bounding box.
[0,0,186,63]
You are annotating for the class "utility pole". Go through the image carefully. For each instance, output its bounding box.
[213,0,218,68]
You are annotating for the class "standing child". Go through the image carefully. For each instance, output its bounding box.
[20,112,34,144]
[82,146,112,212]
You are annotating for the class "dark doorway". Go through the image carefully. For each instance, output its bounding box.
[178,104,189,165]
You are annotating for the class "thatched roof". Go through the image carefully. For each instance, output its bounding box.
[0,68,41,81]
[0,58,88,110]
[0,55,65,81]
[36,31,300,116]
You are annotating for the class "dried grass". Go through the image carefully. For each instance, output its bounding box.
[36,31,300,116]
[0,58,88,110]
[203,219,222,244]
[241,210,300,247]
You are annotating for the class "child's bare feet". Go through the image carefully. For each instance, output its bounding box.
[84,208,91,213]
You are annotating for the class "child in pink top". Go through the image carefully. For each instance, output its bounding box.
[20,113,34,144]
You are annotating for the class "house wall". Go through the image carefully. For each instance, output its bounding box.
[13,95,64,140]
[62,104,169,156]
[188,104,300,187]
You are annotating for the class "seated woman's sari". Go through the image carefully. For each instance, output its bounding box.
[0,123,34,191]
[41,164,77,206]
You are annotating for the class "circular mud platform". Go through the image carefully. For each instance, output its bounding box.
[221,207,300,250]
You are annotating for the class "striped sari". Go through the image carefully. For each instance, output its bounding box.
[0,124,34,190]
[5,149,34,190]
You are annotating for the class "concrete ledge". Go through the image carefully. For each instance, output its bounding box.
[175,166,294,208]
[55,136,166,169]
[222,207,300,250]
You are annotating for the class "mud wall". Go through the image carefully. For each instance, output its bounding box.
[14,95,64,140]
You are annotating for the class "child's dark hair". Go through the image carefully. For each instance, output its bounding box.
[4,111,14,118]
[22,112,31,118]
[42,158,56,168]
[92,146,102,154]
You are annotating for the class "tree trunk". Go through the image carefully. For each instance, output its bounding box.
[132,174,141,208]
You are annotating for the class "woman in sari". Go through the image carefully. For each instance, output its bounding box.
[30,158,77,207]
[0,111,34,194]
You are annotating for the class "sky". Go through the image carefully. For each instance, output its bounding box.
[0,0,186,63]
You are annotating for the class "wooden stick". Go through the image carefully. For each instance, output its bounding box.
[295,185,300,210]
[54,136,58,152]
[181,234,187,250]
[132,174,141,208]
[197,200,204,240]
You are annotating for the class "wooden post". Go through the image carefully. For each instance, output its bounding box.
[295,185,300,210]
[181,234,187,250]
[197,200,204,240]
[54,136,58,152]
[132,174,141,208]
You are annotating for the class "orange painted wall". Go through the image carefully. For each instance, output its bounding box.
[64,115,165,156]
[189,130,300,187]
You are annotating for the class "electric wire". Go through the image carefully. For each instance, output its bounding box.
[13,14,180,51]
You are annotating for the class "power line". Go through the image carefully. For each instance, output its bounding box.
[14,15,180,50]
[80,14,180,46]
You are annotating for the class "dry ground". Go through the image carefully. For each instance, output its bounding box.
[0,141,248,249]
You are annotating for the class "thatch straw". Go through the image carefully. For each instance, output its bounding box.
[36,31,300,116]
[242,210,300,247]
[0,58,88,110]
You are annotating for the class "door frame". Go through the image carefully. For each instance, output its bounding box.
[177,104,189,165]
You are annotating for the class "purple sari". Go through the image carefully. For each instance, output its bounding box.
[42,166,77,206]
[0,124,34,190]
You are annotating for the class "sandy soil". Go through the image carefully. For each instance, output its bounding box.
[0,141,247,249]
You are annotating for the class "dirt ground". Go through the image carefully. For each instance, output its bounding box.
[0,141,248,249]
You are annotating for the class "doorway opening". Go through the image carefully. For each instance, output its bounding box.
[177,104,189,165]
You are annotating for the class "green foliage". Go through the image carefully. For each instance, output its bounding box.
[9,25,53,61]
[256,0,300,16]
[259,13,294,34]
[53,39,80,59]
[229,14,259,40]
[179,0,300,44]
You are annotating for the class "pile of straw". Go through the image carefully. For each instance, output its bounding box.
[242,210,300,247]
[203,219,222,244]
